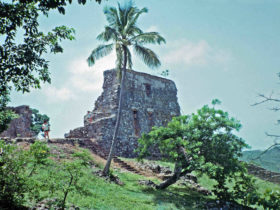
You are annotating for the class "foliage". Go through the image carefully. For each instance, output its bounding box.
[1,140,279,209]
[0,91,18,133]
[27,141,50,176]
[160,69,169,77]
[0,140,51,208]
[137,100,258,204]
[87,0,165,176]
[0,140,94,209]
[47,149,93,209]
[87,1,165,72]
[30,108,50,136]
[0,0,102,135]
[256,189,280,209]
[0,140,29,208]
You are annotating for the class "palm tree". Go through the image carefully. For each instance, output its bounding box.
[87,1,165,176]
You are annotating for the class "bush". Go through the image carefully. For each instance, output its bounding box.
[0,140,29,208]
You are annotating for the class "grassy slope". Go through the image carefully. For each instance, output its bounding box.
[25,143,280,209]
[26,144,211,209]
[66,169,210,210]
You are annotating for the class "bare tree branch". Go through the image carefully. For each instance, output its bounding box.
[251,143,280,161]
[265,132,280,138]
[270,107,280,112]
[250,73,280,161]
[251,92,280,106]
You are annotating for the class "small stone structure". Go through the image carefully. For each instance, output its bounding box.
[65,69,181,157]
[0,105,35,138]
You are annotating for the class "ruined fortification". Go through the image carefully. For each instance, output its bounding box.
[0,105,35,138]
[65,69,181,157]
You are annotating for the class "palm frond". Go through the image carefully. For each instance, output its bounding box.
[131,32,166,45]
[124,7,148,35]
[97,26,118,42]
[134,44,161,69]
[87,44,113,66]
[126,26,143,37]
[104,6,121,31]
[118,1,134,30]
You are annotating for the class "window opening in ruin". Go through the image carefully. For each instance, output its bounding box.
[133,110,140,136]
[144,83,151,97]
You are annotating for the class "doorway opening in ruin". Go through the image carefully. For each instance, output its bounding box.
[133,110,140,137]
[148,112,153,129]
[144,83,151,97]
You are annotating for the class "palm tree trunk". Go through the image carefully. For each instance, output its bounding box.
[103,46,128,176]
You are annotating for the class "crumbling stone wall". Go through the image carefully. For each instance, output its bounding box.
[65,69,181,157]
[0,105,35,138]
[247,163,280,184]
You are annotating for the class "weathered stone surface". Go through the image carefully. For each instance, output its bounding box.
[65,69,181,157]
[0,105,35,138]
[246,163,280,184]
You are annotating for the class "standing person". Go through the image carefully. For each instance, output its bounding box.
[42,120,50,140]
[85,111,93,124]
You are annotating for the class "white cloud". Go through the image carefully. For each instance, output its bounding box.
[68,52,116,92]
[43,86,76,102]
[162,39,232,67]
[146,25,159,32]
[42,52,117,103]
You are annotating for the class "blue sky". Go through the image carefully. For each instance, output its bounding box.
[9,0,280,150]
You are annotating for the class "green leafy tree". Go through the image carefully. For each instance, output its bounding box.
[0,0,102,133]
[46,149,93,209]
[137,100,258,205]
[87,1,165,176]
[30,108,50,136]
[0,140,94,209]
[27,141,50,177]
[0,140,29,208]
[256,189,280,209]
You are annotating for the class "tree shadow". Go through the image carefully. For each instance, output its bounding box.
[139,185,211,209]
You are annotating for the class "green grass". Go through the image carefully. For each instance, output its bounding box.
[61,168,211,209]
[24,147,211,210]
[22,145,280,209]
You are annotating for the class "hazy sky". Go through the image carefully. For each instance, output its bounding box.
[9,0,280,150]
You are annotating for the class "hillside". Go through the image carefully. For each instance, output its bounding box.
[2,139,280,209]
[241,146,280,173]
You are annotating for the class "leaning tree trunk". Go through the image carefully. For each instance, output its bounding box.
[156,162,182,189]
[156,146,192,189]
[103,46,128,176]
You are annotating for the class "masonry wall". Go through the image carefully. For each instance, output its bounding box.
[0,105,35,138]
[65,69,181,157]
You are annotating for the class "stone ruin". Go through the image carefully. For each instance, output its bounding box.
[65,69,181,157]
[0,105,35,138]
